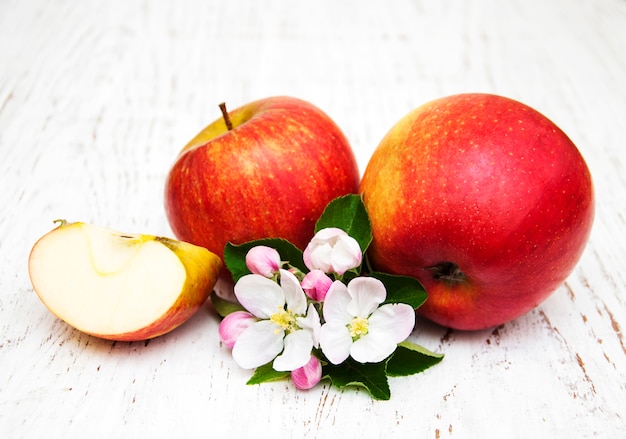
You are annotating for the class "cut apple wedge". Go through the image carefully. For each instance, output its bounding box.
[28,220,222,341]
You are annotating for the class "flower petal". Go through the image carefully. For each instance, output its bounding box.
[350,330,397,363]
[234,274,285,319]
[302,246,313,271]
[329,235,362,275]
[368,303,416,343]
[296,303,322,348]
[309,243,333,273]
[245,245,281,277]
[218,311,256,349]
[319,322,353,365]
[313,227,347,242]
[322,281,353,324]
[232,320,284,369]
[349,303,415,364]
[279,269,307,315]
[304,228,345,270]
[301,269,333,302]
[346,277,386,318]
[291,355,322,390]
[273,330,314,371]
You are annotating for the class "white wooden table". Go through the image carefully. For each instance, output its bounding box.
[1,0,625,437]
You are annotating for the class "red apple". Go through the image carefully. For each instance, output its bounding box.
[360,93,594,330]
[28,220,222,341]
[164,96,360,268]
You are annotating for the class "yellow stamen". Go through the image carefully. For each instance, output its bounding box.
[270,307,297,333]
[348,316,369,339]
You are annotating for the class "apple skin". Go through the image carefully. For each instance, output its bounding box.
[164,96,360,266]
[28,221,222,342]
[360,93,594,330]
[108,235,222,341]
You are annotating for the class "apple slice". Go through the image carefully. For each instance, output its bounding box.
[28,220,221,341]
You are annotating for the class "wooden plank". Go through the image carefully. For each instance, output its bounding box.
[1,0,625,437]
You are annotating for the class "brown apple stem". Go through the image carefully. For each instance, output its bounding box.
[219,102,233,131]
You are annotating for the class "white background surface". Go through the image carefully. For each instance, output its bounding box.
[1,0,625,437]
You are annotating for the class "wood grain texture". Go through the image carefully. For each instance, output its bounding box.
[1,0,625,437]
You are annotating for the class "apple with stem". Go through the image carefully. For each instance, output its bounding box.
[28,220,222,341]
[360,93,594,330]
[164,96,360,272]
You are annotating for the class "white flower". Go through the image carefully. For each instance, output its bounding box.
[319,277,415,364]
[230,269,321,371]
[303,228,362,275]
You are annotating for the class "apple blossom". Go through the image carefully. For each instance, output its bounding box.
[303,227,362,275]
[230,269,321,371]
[319,277,415,364]
[291,355,322,390]
[218,311,257,349]
[301,269,333,301]
[245,245,282,278]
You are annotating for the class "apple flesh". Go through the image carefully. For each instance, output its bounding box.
[28,220,222,341]
[164,96,360,268]
[360,93,594,330]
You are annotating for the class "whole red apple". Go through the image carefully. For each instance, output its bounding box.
[360,93,594,330]
[164,96,360,270]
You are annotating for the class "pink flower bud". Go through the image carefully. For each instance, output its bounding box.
[245,245,281,277]
[301,269,333,301]
[303,228,362,275]
[291,355,322,390]
[218,311,256,349]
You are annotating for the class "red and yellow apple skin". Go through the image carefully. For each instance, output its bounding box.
[360,93,594,330]
[164,96,360,265]
[106,236,222,342]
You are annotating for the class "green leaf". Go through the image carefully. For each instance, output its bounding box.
[210,290,245,318]
[246,362,290,385]
[322,357,390,400]
[246,362,291,385]
[368,272,428,309]
[386,341,444,377]
[224,238,306,283]
[315,194,372,254]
